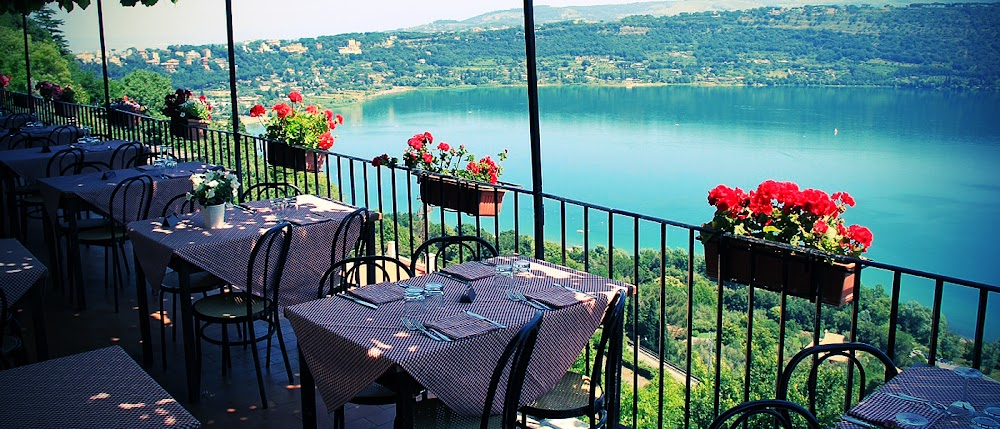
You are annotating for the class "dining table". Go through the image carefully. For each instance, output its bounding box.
[36,161,209,307]
[838,365,1000,428]
[0,345,201,429]
[285,256,632,429]
[127,194,369,403]
[0,238,48,361]
[0,139,136,238]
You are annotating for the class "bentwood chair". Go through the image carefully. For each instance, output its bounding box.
[155,193,226,370]
[1,113,33,129]
[76,175,153,312]
[519,289,627,429]
[0,131,37,151]
[0,288,25,369]
[192,222,294,408]
[111,141,143,169]
[317,255,415,428]
[708,399,821,429]
[776,342,898,416]
[412,311,545,429]
[410,235,498,274]
[46,124,79,146]
[330,207,369,266]
[240,182,303,202]
[16,147,84,240]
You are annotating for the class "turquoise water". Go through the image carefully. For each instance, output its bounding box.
[279,86,1000,338]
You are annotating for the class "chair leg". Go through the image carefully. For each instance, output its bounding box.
[171,293,178,342]
[333,407,345,429]
[274,311,293,384]
[159,292,167,371]
[265,319,273,368]
[111,244,121,313]
[221,323,230,378]
[248,319,268,409]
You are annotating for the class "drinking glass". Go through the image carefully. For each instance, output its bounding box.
[494,264,514,289]
[402,287,426,324]
[512,258,531,275]
[894,412,929,429]
[947,367,983,416]
[269,198,286,220]
[424,282,444,311]
[971,417,1000,429]
[985,405,1000,420]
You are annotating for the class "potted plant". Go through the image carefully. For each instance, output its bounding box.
[380,131,511,217]
[0,74,9,90]
[108,96,146,128]
[164,89,213,140]
[186,169,240,229]
[249,91,342,172]
[700,180,874,306]
[36,81,79,117]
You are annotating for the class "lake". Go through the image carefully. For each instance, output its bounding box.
[274,85,1000,338]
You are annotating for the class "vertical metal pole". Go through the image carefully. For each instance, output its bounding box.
[97,0,112,110]
[522,0,545,260]
[224,0,244,182]
[21,14,33,112]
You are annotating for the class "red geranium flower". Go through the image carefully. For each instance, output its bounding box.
[318,132,334,150]
[249,104,266,117]
[438,142,450,151]
[273,103,293,119]
[325,110,333,121]
[288,91,303,103]
[422,153,434,164]
[306,105,319,114]
[336,114,344,124]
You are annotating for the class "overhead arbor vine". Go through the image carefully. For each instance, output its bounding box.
[1,0,178,16]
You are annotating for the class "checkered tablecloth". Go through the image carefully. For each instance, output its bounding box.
[285,256,632,416]
[0,139,132,181]
[0,238,47,309]
[847,366,1000,428]
[37,162,209,222]
[127,194,358,307]
[0,346,200,429]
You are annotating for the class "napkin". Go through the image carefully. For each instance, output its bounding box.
[283,212,332,226]
[348,285,405,305]
[162,171,192,179]
[425,313,500,339]
[441,262,495,281]
[847,392,943,428]
[525,287,594,308]
[135,165,158,171]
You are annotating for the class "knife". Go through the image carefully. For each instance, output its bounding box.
[436,271,471,285]
[557,283,599,299]
[465,311,505,328]
[841,415,883,429]
[336,293,378,309]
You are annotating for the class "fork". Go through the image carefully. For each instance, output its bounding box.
[415,320,452,342]
[505,290,550,310]
[402,317,445,341]
[513,290,553,310]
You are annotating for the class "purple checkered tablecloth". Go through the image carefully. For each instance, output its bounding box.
[0,238,47,308]
[37,162,209,222]
[0,139,133,181]
[285,256,632,417]
[127,195,358,307]
[848,366,1000,428]
[0,346,200,429]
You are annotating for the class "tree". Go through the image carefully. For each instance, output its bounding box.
[3,0,179,15]
[114,70,172,118]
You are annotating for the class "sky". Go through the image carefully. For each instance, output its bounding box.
[57,0,657,53]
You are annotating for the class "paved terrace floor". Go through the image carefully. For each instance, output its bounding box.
[10,222,588,429]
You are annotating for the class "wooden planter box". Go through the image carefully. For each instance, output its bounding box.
[171,118,209,140]
[54,101,78,118]
[265,140,326,172]
[418,174,508,217]
[702,237,857,306]
[108,109,141,128]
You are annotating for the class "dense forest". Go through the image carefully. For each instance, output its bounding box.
[61,2,1000,114]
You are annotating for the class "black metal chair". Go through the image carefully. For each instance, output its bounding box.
[63,161,112,175]
[192,222,294,409]
[110,141,143,169]
[46,124,80,146]
[519,289,627,429]
[708,399,821,429]
[316,254,414,428]
[240,182,303,202]
[0,288,25,370]
[776,342,899,416]
[155,193,225,369]
[410,235,498,274]
[1,113,33,129]
[16,147,84,240]
[76,175,153,312]
[330,207,369,267]
[0,131,38,151]
[412,311,545,429]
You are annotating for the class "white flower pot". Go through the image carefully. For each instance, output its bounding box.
[202,203,227,229]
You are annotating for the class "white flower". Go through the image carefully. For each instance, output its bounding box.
[206,180,219,188]
[191,174,204,186]
[206,189,216,199]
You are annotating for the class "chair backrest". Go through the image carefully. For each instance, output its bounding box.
[483,311,544,429]
[47,147,84,177]
[63,161,111,176]
[108,175,154,231]
[330,208,369,266]
[410,235,498,273]
[317,255,414,298]
[111,141,143,169]
[1,113,32,129]
[588,289,627,425]
[135,151,178,167]
[0,131,36,150]
[776,342,898,415]
[240,182,303,202]
[708,399,821,429]
[47,124,80,146]
[0,107,11,116]
[245,222,294,308]
[0,288,8,346]
[161,192,200,218]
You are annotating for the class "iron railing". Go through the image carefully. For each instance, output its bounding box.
[2,91,997,428]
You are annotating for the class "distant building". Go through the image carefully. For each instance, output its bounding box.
[339,39,362,55]
[163,58,180,72]
[280,43,308,54]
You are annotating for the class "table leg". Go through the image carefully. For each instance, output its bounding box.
[299,349,316,429]
[135,252,153,368]
[41,206,62,291]
[178,262,200,403]
[31,277,48,361]
[394,369,415,429]
[1,168,17,238]
[63,201,85,310]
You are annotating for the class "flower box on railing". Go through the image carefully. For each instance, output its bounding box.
[108,109,141,128]
[265,140,326,172]
[417,173,512,217]
[702,236,858,306]
[171,118,209,140]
